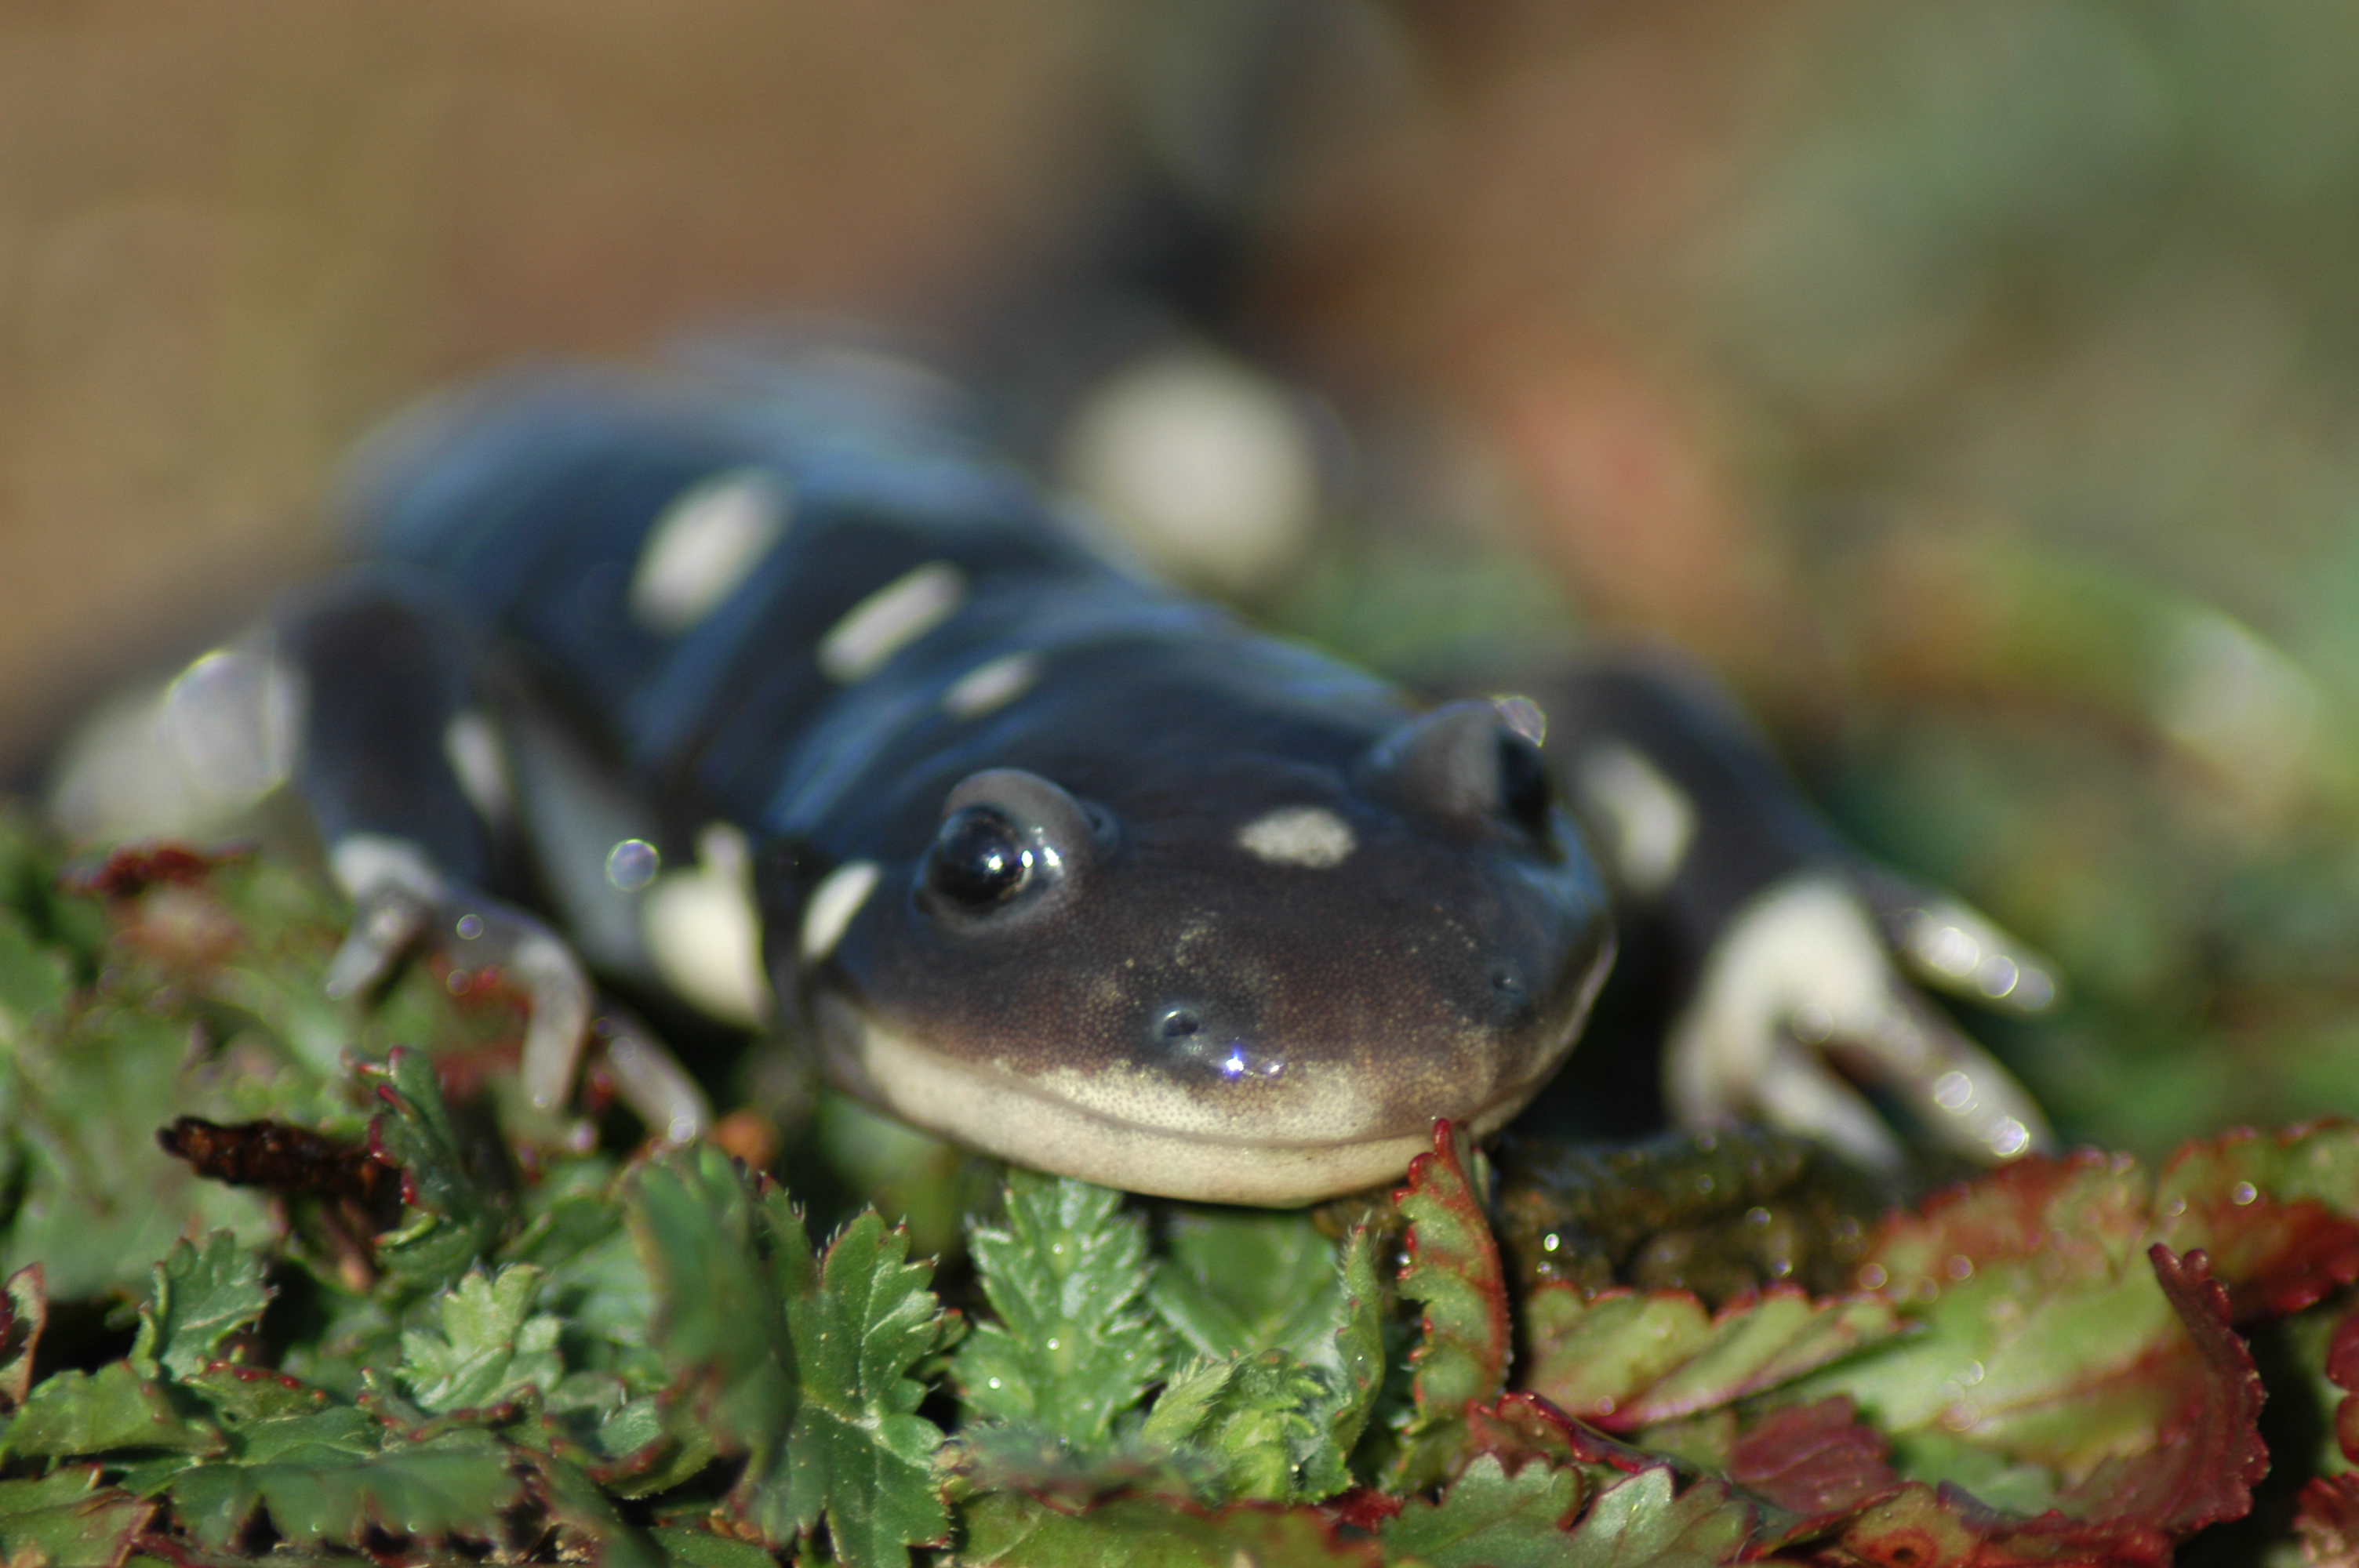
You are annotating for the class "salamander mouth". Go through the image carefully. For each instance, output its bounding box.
[809,992,1582,1205]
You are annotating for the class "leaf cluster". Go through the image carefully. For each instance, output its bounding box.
[4,817,2359,1564]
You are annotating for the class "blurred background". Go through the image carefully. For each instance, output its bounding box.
[6,0,2359,1156]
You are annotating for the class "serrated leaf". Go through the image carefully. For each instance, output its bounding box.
[1150,1207,1345,1363]
[398,1263,565,1414]
[1135,1229,1381,1504]
[774,1209,953,1568]
[958,1490,1385,1566]
[955,1171,1168,1447]
[165,1424,523,1550]
[1384,1120,1510,1493]
[1525,1283,1900,1429]
[132,1231,272,1381]
[1561,1467,1756,1568]
[0,1466,152,1568]
[1379,1453,1585,1566]
[628,1146,951,1568]
[365,1047,505,1297]
[0,1360,223,1459]
[1143,1350,1336,1503]
[628,1145,800,1493]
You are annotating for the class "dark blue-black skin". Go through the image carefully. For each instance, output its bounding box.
[279,370,1623,1203]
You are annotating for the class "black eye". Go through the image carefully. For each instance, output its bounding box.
[928,807,1032,907]
[1499,731,1551,833]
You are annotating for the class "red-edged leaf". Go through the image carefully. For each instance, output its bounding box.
[2296,1472,2359,1568]
[0,1263,45,1408]
[2327,1301,2359,1465]
[1524,1283,1899,1429]
[1464,1392,1655,1478]
[2048,1247,2264,1534]
[1728,1397,1900,1529]
[960,1490,1388,1566]
[2151,1124,2359,1318]
[1836,1482,2174,1568]
[1383,1120,1510,1492]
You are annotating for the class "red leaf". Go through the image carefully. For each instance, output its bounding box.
[1463,1392,1656,1477]
[2048,1247,2266,1535]
[2328,1305,2359,1465]
[64,842,242,900]
[1728,1398,1899,1526]
[2296,1474,2359,1568]
[1382,1120,1511,1492]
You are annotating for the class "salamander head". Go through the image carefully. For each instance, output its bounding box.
[785,699,1614,1205]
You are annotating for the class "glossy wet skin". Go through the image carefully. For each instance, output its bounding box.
[776,637,1616,1204]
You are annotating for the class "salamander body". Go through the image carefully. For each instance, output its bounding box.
[57,356,2061,1200]
[283,368,1616,1203]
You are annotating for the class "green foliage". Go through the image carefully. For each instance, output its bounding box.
[132,1232,272,1381]
[955,1172,1167,1446]
[397,1264,564,1414]
[364,1048,504,1298]
[0,819,2353,1566]
[1379,1454,1586,1566]
[628,1145,954,1567]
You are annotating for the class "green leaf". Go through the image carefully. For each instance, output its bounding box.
[1143,1349,1336,1502]
[1384,1120,1510,1493]
[0,1466,153,1568]
[0,1360,222,1459]
[1524,1284,1901,1429]
[955,1171,1168,1446]
[629,1145,953,1568]
[1380,1453,1586,1566]
[1150,1207,1344,1363]
[629,1145,800,1493]
[525,1451,662,1568]
[165,1422,524,1551]
[0,906,71,1027]
[1558,1467,1756,1567]
[650,1523,781,1568]
[958,1490,1385,1566]
[131,1232,273,1381]
[1134,1228,1382,1504]
[774,1209,954,1568]
[364,1047,505,1297]
[398,1263,565,1414]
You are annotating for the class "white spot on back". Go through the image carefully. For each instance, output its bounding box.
[1236,805,1356,869]
[442,710,513,823]
[628,467,791,634]
[642,822,771,1029]
[1575,742,1696,897]
[160,647,299,802]
[800,860,881,962]
[943,652,1041,719]
[818,563,966,682]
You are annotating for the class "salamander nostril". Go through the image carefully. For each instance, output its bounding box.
[1158,1008,1202,1041]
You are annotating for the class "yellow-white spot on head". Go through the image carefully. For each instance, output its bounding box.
[800,859,881,963]
[442,710,514,823]
[943,652,1041,719]
[642,822,771,1029]
[1575,742,1696,897]
[817,563,965,683]
[628,467,791,635]
[1236,805,1356,869]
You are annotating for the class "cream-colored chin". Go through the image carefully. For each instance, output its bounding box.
[813,995,1562,1207]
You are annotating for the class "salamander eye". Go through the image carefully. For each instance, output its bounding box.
[928,807,1032,907]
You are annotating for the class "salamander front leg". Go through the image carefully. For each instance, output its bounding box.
[1536,652,2057,1167]
[1666,873,2054,1167]
[322,835,592,1111]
